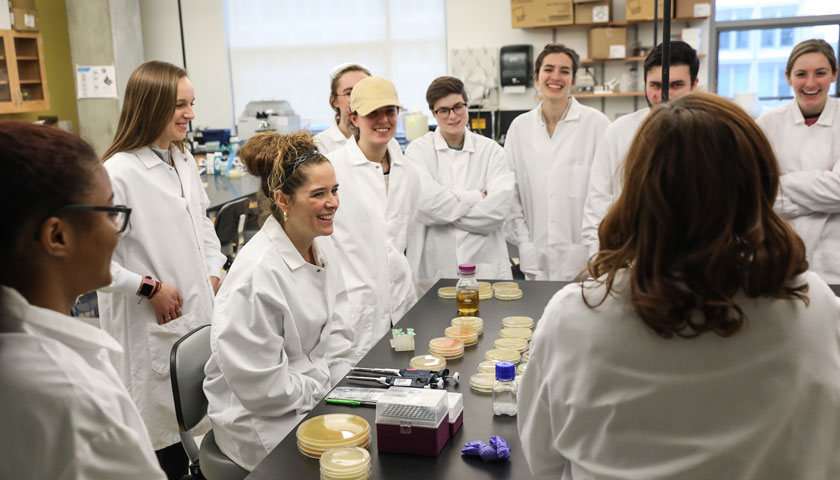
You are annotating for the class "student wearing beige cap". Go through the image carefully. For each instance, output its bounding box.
[327,76,421,359]
[315,63,371,154]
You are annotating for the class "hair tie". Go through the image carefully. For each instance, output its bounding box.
[290,150,321,171]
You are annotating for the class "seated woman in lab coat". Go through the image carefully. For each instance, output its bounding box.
[204,131,355,471]
[97,61,226,478]
[756,39,840,283]
[518,92,840,479]
[406,76,515,294]
[315,62,371,154]
[328,76,421,359]
[0,122,165,479]
[504,44,611,281]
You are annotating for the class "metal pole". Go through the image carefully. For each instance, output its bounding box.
[662,0,672,101]
[654,0,659,46]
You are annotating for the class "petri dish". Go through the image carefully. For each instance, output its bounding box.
[517,363,528,376]
[297,414,370,447]
[452,316,483,335]
[320,447,371,475]
[502,316,534,329]
[485,348,521,364]
[437,286,457,299]
[492,281,519,290]
[493,337,529,353]
[429,337,464,352]
[445,325,478,345]
[477,360,497,373]
[299,434,371,459]
[521,351,530,364]
[500,327,533,341]
[409,354,446,371]
[495,288,523,300]
[477,281,492,289]
[469,372,495,393]
[478,288,494,300]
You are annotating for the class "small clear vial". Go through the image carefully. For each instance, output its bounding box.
[456,263,479,317]
[492,361,518,416]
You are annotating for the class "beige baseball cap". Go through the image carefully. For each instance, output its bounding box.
[350,76,403,116]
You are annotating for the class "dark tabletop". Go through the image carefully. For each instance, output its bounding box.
[246,281,840,479]
[246,279,568,480]
[202,173,261,213]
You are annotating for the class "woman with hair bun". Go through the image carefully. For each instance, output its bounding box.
[97,60,225,477]
[518,92,840,479]
[203,131,355,471]
[0,121,165,479]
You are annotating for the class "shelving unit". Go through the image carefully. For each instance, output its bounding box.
[581,53,706,64]
[0,29,50,114]
[536,16,708,29]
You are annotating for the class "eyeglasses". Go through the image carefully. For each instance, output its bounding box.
[34,204,132,240]
[433,103,467,117]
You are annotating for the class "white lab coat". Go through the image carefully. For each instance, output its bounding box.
[0,286,165,480]
[405,127,514,294]
[757,97,840,283]
[518,271,840,479]
[505,98,611,280]
[204,215,355,471]
[315,121,351,154]
[328,139,420,359]
[98,145,226,449]
[581,107,650,257]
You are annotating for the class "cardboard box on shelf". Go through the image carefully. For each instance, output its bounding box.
[588,27,627,59]
[626,0,674,21]
[511,0,573,28]
[10,7,38,31]
[574,0,610,24]
[676,0,710,18]
[9,0,35,9]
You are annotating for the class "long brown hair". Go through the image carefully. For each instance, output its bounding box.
[330,64,371,126]
[102,61,187,161]
[587,92,809,339]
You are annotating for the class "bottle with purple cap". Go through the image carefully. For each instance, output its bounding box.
[492,361,518,416]
[456,263,479,317]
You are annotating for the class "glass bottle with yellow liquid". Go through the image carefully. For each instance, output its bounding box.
[456,263,479,317]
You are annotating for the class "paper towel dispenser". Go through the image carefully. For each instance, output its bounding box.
[500,45,533,87]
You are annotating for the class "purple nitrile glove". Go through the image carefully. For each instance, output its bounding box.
[478,442,499,461]
[489,435,511,460]
[461,440,488,456]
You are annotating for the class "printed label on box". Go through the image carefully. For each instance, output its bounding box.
[694,3,711,17]
[593,5,609,22]
[609,45,626,58]
[24,13,34,27]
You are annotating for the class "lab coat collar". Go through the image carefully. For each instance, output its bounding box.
[0,286,123,354]
[325,121,349,143]
[263,215,327,271]
[432,127,475,153]
[134,145,190,169]
[347,138,404,167]
[787,96,837,127]
[536,97,581,128]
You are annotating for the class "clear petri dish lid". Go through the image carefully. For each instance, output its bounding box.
[429,337,464,351]
[437,286,457,299]
[320,447,371,475]
[409,354,446,371]
[452,316,483,330]
[297,414,370,447]
[495,288,523,300]
[477,281,492,289]
[299,434,371,458]
[478,289,493,300]
[502,316,534,329]
[492,281,519,290]
[493,337,529,353]
[469,372,496,390]
[485,348,521,364]
[477,360,497,373]
[445,325,478,338]
[500,327,533,341]
[432,350,463,360]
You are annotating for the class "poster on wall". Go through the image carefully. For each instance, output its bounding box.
[75,65,118,99]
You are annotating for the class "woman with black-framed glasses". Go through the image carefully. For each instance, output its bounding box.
[0,121,165,479]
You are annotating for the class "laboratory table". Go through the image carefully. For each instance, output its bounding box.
[247,281,840,479]
[202,173,261,213]
[246,279,568,480]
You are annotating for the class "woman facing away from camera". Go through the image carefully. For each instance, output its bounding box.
[0,122,165,479]
[518,92,840,479]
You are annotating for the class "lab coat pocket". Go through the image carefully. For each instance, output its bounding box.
[347,303,376,361]
[146,312,201,375]
[568,165,591,199]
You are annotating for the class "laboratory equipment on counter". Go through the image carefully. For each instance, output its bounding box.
[575,68,596,93]
[456,263,479,317]
[347,366,459,389]
[404,111,429,141]
[237,100,301,140]
[492,361,518,416]
[376,387,451,456]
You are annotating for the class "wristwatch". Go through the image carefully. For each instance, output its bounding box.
[137,276,156,298]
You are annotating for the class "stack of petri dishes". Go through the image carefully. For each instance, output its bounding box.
[499,327,533,342]
[437,286,457,299]
[494,287,523,301]
[485,348,521,365]
[517,362,528,376]
[521,351,530,364]
[297,414,371,459]
[469,372,495,393]
[452,316,483,335]
[478,284,494,300]
[409,354,447,371]
[492,281,519,290]
[477,360,497,373]
[429,337,465,359]
[319,446,371,480]
[493,337,529,353]
[478,281,493,289]
[444,325,478,346]
[502,315,534,330]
